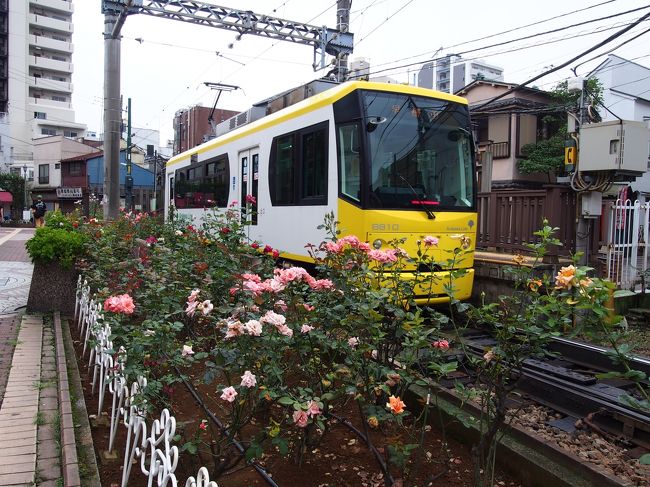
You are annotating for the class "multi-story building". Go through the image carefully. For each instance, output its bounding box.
[173,105,238,155]
[4,0,86,178]
[418,54,504,94]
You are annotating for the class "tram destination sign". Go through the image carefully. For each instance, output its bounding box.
[57,187,83,199]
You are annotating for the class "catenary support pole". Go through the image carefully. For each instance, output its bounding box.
[103,12,121,220]
[336,0,351,82]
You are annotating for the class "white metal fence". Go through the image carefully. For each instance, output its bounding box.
[605,199,650,291]
[74,277,220,487]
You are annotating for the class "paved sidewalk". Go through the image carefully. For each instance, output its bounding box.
[0,315,44,486]
[0,228,34,315]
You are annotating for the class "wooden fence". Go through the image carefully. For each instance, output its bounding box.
[477,185,576,258]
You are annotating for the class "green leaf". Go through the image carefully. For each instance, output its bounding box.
[272,437,288,456]
[321,392,336,402]
[277,396,294,406]
[182,442,198,454]
[246,444,262,462]
[613,289,636,298]
[639,453,650,465]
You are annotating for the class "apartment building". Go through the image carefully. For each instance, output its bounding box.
[418,54,504,94]
[4,0,86,179]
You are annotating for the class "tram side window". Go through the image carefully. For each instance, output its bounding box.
[269,121,328,206]
[338,124,361,202]
[302,129,327,202]
[173,154,230,209]
[271,135,295,205]
[204,155,230,207]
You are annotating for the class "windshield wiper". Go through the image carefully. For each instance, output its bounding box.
[396,173,436,220]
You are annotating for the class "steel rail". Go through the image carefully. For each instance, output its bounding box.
[458,333,650,449]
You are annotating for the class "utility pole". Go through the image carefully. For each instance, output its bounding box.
[125,97,134,211]
[336,0,351,82]
[102,3,127,220]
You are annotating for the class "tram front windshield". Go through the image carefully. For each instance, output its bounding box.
[362,91,474,210]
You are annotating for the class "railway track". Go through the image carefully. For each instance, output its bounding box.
[457,330,650,450]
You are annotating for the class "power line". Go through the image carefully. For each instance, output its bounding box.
[360,0,632,74]
[475,10,650,111]
[356,6,650,80]
[571,25,650,74]
[359,18,649,83]
[355,0,415,45]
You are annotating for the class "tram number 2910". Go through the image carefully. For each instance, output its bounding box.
[371,223,400,231]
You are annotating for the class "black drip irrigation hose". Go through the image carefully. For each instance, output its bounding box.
[170,363,280,487]
[326,411,395,486]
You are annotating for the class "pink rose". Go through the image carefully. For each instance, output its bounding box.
[240,371,257,388]
[301,324,314,334]
[260,310,286,327]
[185,300,198,317]
[423,236,439,247]
[220,386,238,402]
[306,400,321,417]
[293,410,308,428]
[244,320,263,337]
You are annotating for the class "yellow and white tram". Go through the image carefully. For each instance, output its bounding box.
[165,81,476,303]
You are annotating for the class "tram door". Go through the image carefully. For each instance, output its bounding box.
[238,148,259,226]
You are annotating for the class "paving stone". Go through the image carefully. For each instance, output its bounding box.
[6,444,38,456]
[2,430,37,442]
[4,436,38,448]
[37,427,55,442]
[37,441,59,461]
[0,461,33,475]
[37,457,61,480]
[0,471,34,485]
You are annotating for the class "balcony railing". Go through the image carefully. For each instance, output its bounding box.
[28,96,72,109]
[29,76,72,94]
[28,13,73,34]
[491,141,510,159]
[29,55,72,74]
[30,0,73,15]
[29,34,73,53]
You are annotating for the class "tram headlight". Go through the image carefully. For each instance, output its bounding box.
[372,239,383,249]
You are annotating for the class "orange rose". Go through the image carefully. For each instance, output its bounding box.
[386,395,406,415]
[555,265,576,289]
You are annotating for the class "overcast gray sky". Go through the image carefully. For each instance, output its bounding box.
[71,0,650,145]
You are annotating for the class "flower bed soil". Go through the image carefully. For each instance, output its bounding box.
[69,318,521,487]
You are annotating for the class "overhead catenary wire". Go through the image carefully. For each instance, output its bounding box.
[474,10,650,112]
[571,25,650,74]
[355,0,415,45]
[353,5,650,80]
[359,20,650,86]
[355,1,641,75]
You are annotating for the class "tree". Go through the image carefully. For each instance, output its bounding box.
[0,172,27,218]
[517,78,603,179]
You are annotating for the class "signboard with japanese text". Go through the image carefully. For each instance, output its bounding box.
[56,187,83,199]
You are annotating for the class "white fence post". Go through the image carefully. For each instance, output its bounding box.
[76,280,219,487]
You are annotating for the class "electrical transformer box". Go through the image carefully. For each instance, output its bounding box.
[579,120,649,174]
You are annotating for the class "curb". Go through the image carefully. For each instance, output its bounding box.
[53,312,82,486]
[56,311,102,487]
